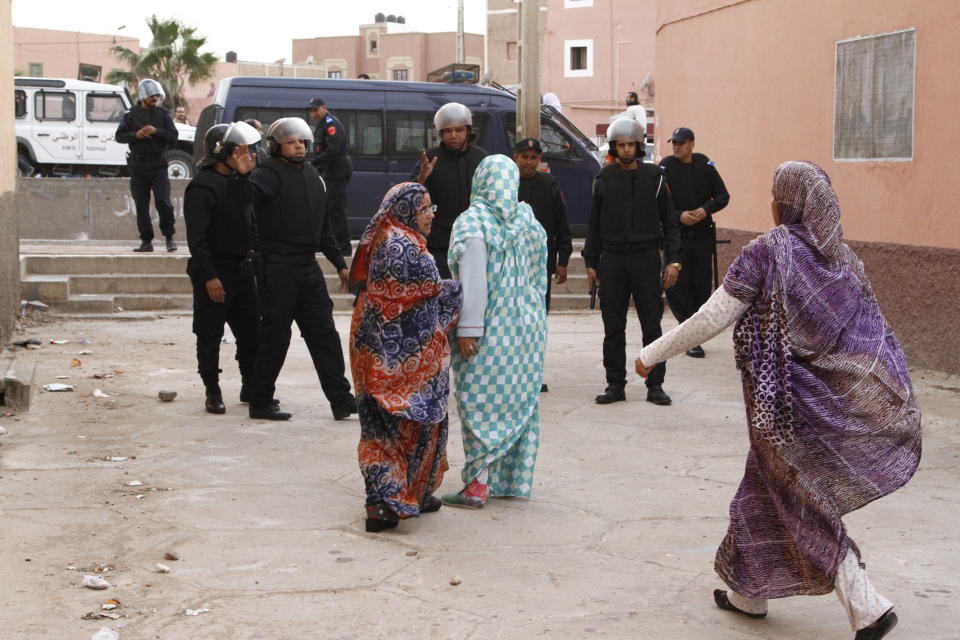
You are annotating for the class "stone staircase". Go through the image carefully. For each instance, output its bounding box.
[19,242,595,316]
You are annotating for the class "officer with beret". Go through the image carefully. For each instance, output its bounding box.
[307,97,354,256]
[659,127,730,358]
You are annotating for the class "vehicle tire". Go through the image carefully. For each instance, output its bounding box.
[165,150,194,180]
[17,152,36,177]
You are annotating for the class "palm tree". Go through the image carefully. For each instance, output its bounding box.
[106,15,219,110]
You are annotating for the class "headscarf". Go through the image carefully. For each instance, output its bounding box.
[349,182,427,292]
[718,160,921,599]
[452,154,537,253]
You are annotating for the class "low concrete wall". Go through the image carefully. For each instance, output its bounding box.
[0,193,18,345]
[716,228,960,376]
[17,178,189,241]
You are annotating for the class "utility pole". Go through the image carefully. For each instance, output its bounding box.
[456,0,465,64]
[518,0,540,141]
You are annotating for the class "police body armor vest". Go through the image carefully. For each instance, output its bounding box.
[127,105,169,155]
[185,168,255,258]
[598,163,662,245]
[256,157,327,255]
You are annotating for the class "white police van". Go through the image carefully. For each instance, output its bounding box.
[14,77,196,179]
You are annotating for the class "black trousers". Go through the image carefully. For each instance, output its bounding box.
[665,234,714,324]
[250,262,353,408]
[188,259,260,386]
[129,158,175,242]
[599,248,666,388]
[429,247,452,280]
[326,175,352,255]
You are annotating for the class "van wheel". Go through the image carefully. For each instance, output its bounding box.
[17,153,36,177]
[165,150,194,180]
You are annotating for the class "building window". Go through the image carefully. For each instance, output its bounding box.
[507,41,518,61]
[328,70,343,79]
[29,62,43,77]
[564,39,593,78]
[369,38,378,55]
[834,28,915,161]
[78,63,102,82]
[564,0,593,7]
[392,69,408,81]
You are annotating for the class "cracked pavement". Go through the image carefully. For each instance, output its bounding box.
[1,313,958,639]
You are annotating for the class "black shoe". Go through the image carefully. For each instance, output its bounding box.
[595,385,626,404]
[855,610,898,640]
[165,237,177,252]
[540,383,549,393]
[646,385,672,405]
[365,503,399,532]
[133,241,153,252]
[421,495,442,513]
[239,386,279,408]
[685,345,705,358]
[332,395,358,421]
[249,404,291,420]
[204,384,225,414]
[713,589,767,619]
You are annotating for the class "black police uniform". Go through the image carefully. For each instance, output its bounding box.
[409,141,488,278]
[659,153,730,324]
[518,171,573,311]
[582,162,681,391]
[229,156,354,415]
[311,112,353,256]
[115,103,179,243]
[184,165,260,398]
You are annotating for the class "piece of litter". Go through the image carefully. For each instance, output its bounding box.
[56,375,71,379]
[71,358,83,367]
[82,574,110,589]
[13,338,41,347]
[50,339,69,344]
[158,390,177,402]
[0,426,7,436]
[93,389,113,398]
[125,480,143,486]
[155,563,171,573]
[92,373,114,379]
[135,494,145,499]
[164,550,180,561]
[43,383,74,392]
[185,607,211,616]
[102,599,121,610]
[26,343,42,350]
[82,611,121,621]
[113,370,125,374]
[77,350,93,355]
[449,575,462,586]
[106,456,129,462]
[91,627,119,640]
[406,551,418,557]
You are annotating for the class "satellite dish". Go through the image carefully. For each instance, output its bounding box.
[305,55,315,65]
[639,74,652,91]
[480,70,494,86]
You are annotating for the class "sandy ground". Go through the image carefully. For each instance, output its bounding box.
[1,312,958,639]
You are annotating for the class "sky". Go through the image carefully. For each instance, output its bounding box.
[12,0,487,64]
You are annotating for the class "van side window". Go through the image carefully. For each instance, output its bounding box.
[504,113,576,160]
[15,90,27,118]
[234,107,310,133]
[34,91,76,121]
[336,109,383,157]
[387,111,436,157]
[86,93,125,122]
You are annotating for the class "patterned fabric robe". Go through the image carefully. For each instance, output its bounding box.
[349,183,462,517]
[448,155,548,497]
[718,161,921,598]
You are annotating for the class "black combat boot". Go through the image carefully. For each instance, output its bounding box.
[205,383,225,414]
[165,236,177,252]
[646,385,672,406]
[595,385,626,405]
[133,240,153,252]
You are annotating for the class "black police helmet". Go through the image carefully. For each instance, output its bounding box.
[200,124,232,167]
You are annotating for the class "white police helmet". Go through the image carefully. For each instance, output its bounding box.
[266,117,314,154]
[137,78,166,102]
[433,102,472,131]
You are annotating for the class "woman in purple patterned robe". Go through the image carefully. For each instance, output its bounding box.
[636,161,921,640]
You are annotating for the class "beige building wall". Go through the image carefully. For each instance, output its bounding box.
[656,0,960,373]
[13,26,139,81]
[487,0,656,138]
[2,1,20,344]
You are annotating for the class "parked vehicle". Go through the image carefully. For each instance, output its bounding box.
[14,77,196,179]
[195,77,602,235]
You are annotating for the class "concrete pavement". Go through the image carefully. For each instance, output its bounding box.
[1,312,958,639]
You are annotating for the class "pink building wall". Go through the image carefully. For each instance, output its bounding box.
[656,0,960,250]
[13,26,140,82]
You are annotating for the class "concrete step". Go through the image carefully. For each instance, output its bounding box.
[69,274,193,295]
[22,254,190,275]
[48,294,116,314]
[114,294,193,311]
[21,275,70,301]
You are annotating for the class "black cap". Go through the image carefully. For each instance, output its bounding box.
[306,97,326,109]
[514,138,542,154]
[669,127,694,143]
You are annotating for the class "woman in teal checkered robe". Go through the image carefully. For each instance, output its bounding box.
[442,154,548,508]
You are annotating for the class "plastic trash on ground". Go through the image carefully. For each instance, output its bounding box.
[43,383,74,392]
[91,627,119,640]
[82,574,110,589]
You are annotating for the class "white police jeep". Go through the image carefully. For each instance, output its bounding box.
[14,77,196,179]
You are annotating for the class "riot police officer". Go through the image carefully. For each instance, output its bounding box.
[184,122,262,414]
[660,127,730,358]
[307,98,353,256]
[582,118,681,406]
[115,79,179,252]
[410,102,488,278]
[229,117,357,421]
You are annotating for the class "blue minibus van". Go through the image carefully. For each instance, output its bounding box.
[195,77,601,236]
